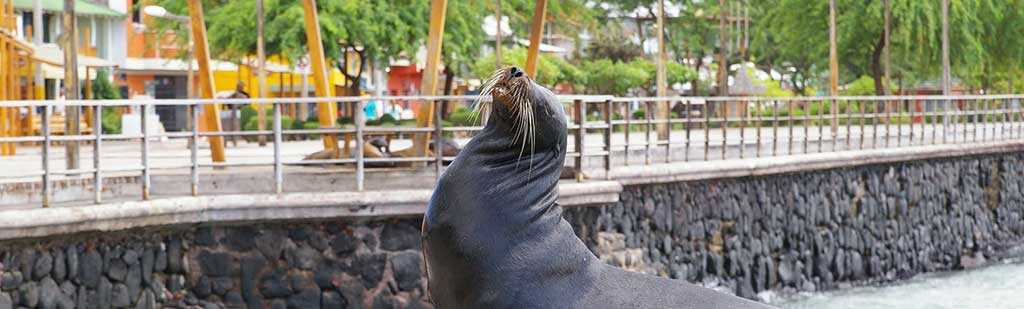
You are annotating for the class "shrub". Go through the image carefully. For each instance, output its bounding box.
[448,107,481,126]
[243,115,294,142]
[101,107,122,134]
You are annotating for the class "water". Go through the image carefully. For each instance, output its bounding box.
[774,259,1024,309]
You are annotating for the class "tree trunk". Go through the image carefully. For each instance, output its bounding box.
[442,66,455,120]
[870,32,885,95]
[635,14,645,57]
[691,55,703,96]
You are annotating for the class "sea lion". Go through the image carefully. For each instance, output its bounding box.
[422,66,773,308]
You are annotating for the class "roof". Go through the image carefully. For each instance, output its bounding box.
[12,0,125,18]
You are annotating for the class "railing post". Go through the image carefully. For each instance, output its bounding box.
[624,101,631,165]
[141,102,150,201]
[664,99,671,163]
[93,104,102,204]
[42,104,50,208]
[739,99,746,159]
[191,102,200,196]
[604,99,613,179]
[685,99,692,161]
[804,98,810,153]
[357,101,367,191]
[755,100,762,158]
[818,97,825,152]
[845,100,852,150]
[644,100,651,164]
[704,100,711,161]
[433,100,442,181]
[721,100,727,160]
[772,100,778,156]
[273,101,284,194]
[788,100,794,155]
[575,99,585,182]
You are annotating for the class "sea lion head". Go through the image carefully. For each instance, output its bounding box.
[476,66,567,154]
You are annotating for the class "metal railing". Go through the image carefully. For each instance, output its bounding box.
[1,94,1023,207]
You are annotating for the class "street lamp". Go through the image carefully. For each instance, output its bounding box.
[142,5,193,99]
[144,5,196,144]
[143,5,190,23]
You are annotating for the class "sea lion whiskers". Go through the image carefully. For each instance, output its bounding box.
[476,67,539,175]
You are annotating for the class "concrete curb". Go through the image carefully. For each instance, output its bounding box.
[610,140,1024,185]
[0,181,622,241]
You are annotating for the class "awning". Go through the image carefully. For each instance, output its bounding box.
[120,57,239,74]
[25,43,115,80]
[516,39,568,53]
[12,0,125,18]
[120,57,301,74]
[31,43,117,68]
[40,63,99,80]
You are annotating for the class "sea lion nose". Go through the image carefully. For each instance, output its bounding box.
[509,66,523,78]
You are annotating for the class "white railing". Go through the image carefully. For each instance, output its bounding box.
[1,94,1022,207]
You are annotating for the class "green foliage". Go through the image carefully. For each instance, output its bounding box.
[584,23,641,62]
[488,0,599,39]
[239,105,257,131]
[442,1,487,74]
[90,70,121,100]
[576,59,649,96]
[101,108,122,135]
[243,114,294,141]
[845,76,878,96]
[471,48,577,88]
[89,69,123,134]
[447,107,481,126]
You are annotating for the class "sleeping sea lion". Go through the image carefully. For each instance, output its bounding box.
[422,66,773,308]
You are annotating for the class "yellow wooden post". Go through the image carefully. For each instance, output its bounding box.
[1,36,8,156]
[655,0,668,140]
[85,66,93,129]
[302,0,339,153]
[411,0,448,159]
[188,0,227,162]
[524,0,547,77]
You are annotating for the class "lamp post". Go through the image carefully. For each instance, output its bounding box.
[143,5,193,99]
[144,5,196,146]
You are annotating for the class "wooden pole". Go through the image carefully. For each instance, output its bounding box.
[524,0,547,77]
[883,0,891,96]
[941,0,950,96]
[33,0,43,103]
[85,66,93,130]
[301,0,339,153]
[829,0,838,134]
[1,34,8,156]
[412,0,448,159]
[289,71,296,118]
[495,0,502,67]
[188,0,227,162]
[717,0,728,97]
[63,0,80,170]
[256,0,268,146]
[941,0,951,129]
[656,0,668,139]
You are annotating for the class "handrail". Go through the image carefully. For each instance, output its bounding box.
[1,94,1022,208]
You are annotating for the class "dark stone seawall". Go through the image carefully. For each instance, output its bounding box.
[1,152,1024,308]
[564,152,1024,300]
[0,220,429,309]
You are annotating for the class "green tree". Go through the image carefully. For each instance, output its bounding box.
[471,48,578,89]
[577,59,648,95]
[442,0,487,96]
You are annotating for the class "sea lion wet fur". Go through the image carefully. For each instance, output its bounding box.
[422,67,773,308]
